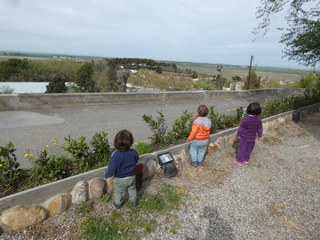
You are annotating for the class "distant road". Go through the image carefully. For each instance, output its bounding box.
[0,93,286,169]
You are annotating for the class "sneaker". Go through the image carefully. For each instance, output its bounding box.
[197,161,204,166]
[131,200,138,207]
[244,160,249,164]
[234,160,244,166]
[191,161,198,167]
[114,203,121,209]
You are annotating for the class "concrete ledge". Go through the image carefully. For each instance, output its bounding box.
[0,88,304,111]
[1,102,319,214]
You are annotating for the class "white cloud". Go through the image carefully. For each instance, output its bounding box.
[0,0,310,69]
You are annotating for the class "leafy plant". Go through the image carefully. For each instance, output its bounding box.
[64,135,92,174]
[134,141,154,155]
[90,131,111,167]
[142,111,170,147]
[0,142,21,190]
[29,149,69,183]
[0,85,14,94]
[168,110,193,141]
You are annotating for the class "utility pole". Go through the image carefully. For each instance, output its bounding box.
[248,55,254,89]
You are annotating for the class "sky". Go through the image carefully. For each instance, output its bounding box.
[0,0,311,70]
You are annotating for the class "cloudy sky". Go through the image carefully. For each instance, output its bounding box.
[0,0,309,69]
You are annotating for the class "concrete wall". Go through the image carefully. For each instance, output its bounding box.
[1,102,319,214]
[0,88,304,111]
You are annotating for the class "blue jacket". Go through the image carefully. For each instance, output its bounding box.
[105,149,139,178]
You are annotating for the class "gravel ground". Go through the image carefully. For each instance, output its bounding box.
[1,111,320,240]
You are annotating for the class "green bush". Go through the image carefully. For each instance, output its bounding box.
[45,74,68,93]
[64,135,92,174]
[168,110,193,141]
[134,141,154,155]
[0,142,21,190]
[90,131,111,168]
[29,149,69,183]
[142,111,170,147]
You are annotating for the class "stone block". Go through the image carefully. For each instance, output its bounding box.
[0,206,47,231]
[88,178,106,199]
[71,180,88,204]
[46,194,72,216]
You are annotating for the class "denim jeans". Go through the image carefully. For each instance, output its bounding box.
[189,139,209,163]
[113,175,136,205]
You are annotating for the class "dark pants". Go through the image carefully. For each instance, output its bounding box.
[237,137,256,162]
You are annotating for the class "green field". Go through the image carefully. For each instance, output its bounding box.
[175,62,306,82]
[0,51,308,84]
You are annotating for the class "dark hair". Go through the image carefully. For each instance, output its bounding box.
[197,104,209,117]
[246,102,262,116]
[114,129,134,152]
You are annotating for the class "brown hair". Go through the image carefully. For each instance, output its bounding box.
[197,104,209,117]
[114,129,134,152]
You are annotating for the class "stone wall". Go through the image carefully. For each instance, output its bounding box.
[0,103,319,233]
[0,88,304,111]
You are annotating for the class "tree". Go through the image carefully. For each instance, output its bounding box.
[74,61,95,92]
[243,69,261,90]
[254,0,320,67]
[46,75,68,93]
[191,71,198,79]
[171,63,177,72]
[106,61,118,92]
[155,66,162,74]
[0,58,30,82]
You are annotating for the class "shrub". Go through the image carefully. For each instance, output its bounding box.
[0,85,14,94]
[142,111,170,147]
[29,149,69,183]
[64,135,92,174]
[0,142,21,190]
[134,141,154,155]
[90,131,111,168]
[168,110,193,141]
[45,74,68,93]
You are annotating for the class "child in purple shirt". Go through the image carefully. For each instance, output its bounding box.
[105,130,139,208]
[234,102,263,166]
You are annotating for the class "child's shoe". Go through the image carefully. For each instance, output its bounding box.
[197,161,204,166]
[234,159,244,166]
[244,160,249,164]
[114,203,122,209]
[191,161,197,167]
[131,200,138,207]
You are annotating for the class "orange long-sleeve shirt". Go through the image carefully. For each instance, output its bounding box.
[187,117,211,142]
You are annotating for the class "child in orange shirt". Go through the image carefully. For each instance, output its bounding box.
[187,105,212,167]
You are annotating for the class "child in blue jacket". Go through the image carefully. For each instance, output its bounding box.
[105,130,139,208]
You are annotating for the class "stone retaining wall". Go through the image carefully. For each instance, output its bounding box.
[0,103,319,233]
[0,88,304,111]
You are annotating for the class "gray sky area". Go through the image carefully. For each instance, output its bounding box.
[0,0,310,69]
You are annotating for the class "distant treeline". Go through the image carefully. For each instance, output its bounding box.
[0,57,173,83]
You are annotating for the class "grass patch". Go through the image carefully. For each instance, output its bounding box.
[79,183,184,240]
[75,201,94,216]
[80,216,120,240]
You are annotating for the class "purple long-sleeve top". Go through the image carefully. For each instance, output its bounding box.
[237,115,263,139]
